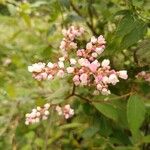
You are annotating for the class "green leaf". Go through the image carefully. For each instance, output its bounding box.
[132,0,144,7]
[127,95,146,135]
[34,138,44,147]
[41,46,53,60]
[82,126,99,139]
[116,13,135,38]
[7,4,17,16]
[21,13,32,27]
[25,131,35,141]
[93,103,118,121]
[99,116,112,136]
[120,19,147,49]
[142,135,150,143]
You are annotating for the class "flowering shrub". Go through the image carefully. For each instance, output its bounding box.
[1,0,149,149]
[26,26,128,124]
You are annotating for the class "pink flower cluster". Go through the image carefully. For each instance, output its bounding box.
[136,71,150,82]
[56,104,74,119]
[77,35,106,61]
[60,26,84,57]
[73,59,128,95]
[25,104,74,125]
[26,26,129,125]
[28,26,128,95]
[25,103,50,125]
[28,59,66,81]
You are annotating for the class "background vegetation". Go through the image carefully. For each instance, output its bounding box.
[0,0,149,149]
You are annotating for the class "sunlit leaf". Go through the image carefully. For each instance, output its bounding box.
[93,103,118,121]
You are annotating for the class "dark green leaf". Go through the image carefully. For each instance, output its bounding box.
[127,95,146,135]
[93,103,118,121]
[82,126,99,139]
[120,19,147,49]
[116,13,135,38]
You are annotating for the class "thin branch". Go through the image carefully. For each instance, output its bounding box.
[74,94,92,103]
[65,84,76,99]
[111,92,133,100]
[65,94,74,100]
[65,83,133,104]
[88,0,94,30]
[72,84,76,95]
[70,0,98,35]
[92,92,133,103]
[133,48,139,66]
[74,92,133,104]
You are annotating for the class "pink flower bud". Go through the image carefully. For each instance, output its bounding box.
[66,67,74,74]
[80,73,88,85]
[91,36,97,44]
[47,62,54,68]
[59,57,65,61]
[44,103,50,109]
[101,88,110,95]
[56,106,63,115]
[97,84,102,90]
[70,58,77,65]
[78,58,90,67]
[44,110,49,115]
[118,70,128,80]
[57,70,65,78]
[93,90,99,95]
[58,61,64,68]
[109,74,119,85]
[92,52,98,58]
[98,35,106,45]
[28,62,45,73]
[95,47,104,55]
[70,42,77,49]
[101,59,110,68]
[77,50,83,56]
[89,63,98,72]
[47,74,53,80]
[102,76,109,84]
[73,75,79,81]
[63,104,74,119]
[62,29,67,36]
[86,42,93,50]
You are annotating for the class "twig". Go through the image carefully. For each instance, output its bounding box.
[65,84,76,99]
[74,92,133,104]
[65,83,133,104]
[74,94,92,103]
[92,92,133,103]
[133,48,139,66]
[70,0,98,35]
[109,92,133,100]
[72,84,76,95]
[88,0,94,30]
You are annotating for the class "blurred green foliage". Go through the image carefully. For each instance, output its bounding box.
[0,0,150,149]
